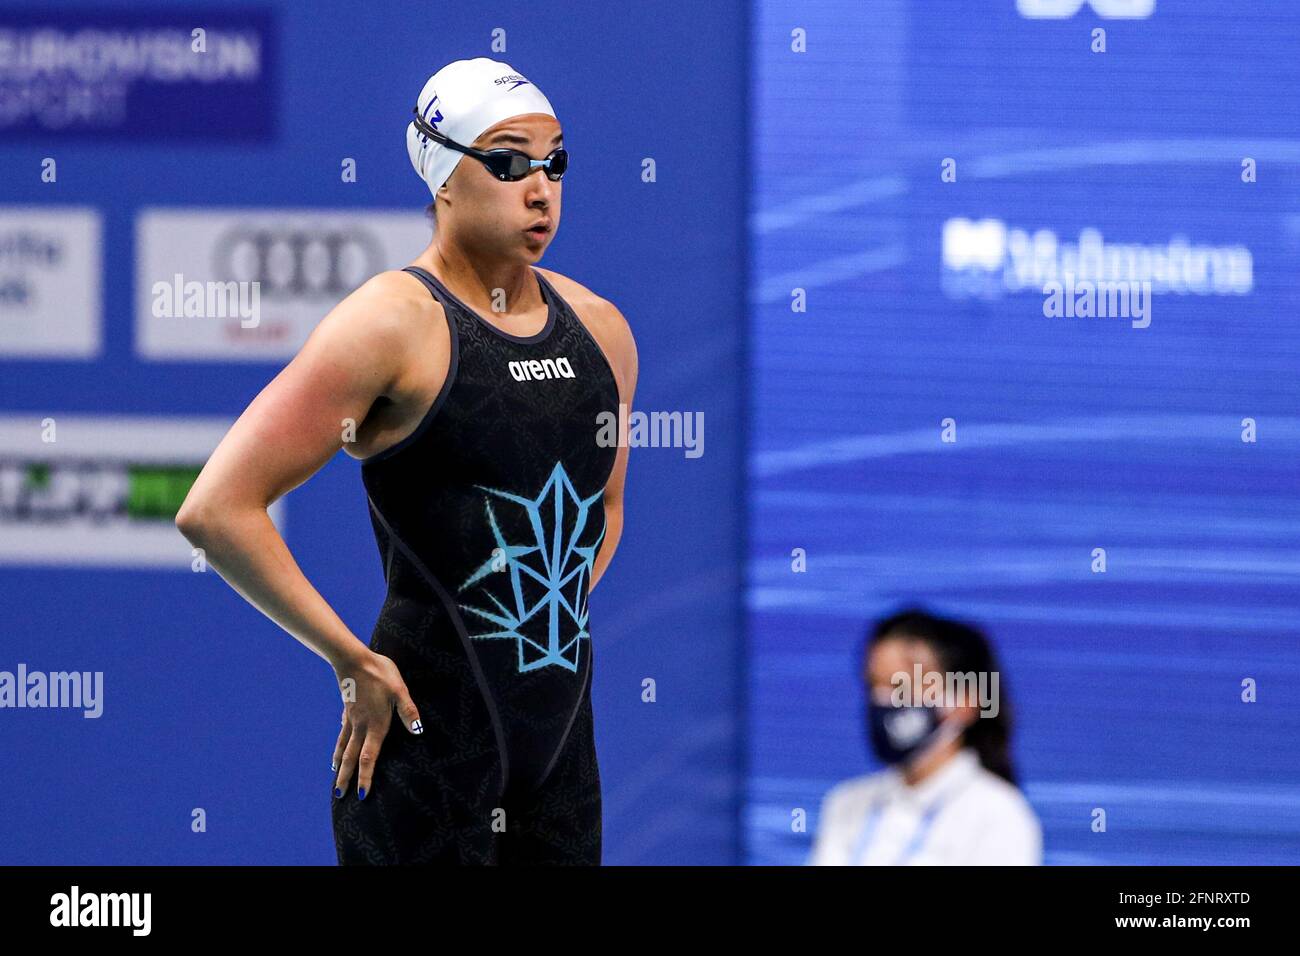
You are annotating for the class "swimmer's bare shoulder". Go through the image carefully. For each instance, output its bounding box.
[176,269,442,522]
[315,269,451,462]
[223,267,450,468]
[534,267,637,396]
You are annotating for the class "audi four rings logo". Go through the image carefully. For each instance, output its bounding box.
[214,227,384,296]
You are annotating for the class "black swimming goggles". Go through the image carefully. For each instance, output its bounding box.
[411,108,568,182]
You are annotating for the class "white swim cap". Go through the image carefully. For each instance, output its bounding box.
[407,57,558,198]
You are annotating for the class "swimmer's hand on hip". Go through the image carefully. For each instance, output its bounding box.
[331,649,424,800]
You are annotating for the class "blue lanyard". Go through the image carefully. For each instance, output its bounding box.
[850,792,950,866]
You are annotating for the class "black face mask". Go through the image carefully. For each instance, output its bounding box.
[866,699,943,765]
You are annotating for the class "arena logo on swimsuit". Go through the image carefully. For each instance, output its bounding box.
[507,357,576,381]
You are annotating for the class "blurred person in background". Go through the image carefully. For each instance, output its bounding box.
[808,608,1041,865]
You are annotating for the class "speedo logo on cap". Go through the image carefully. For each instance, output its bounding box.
[508,357,575,381]
[494,74,530,90]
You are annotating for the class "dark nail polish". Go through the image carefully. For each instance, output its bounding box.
[333,786,342,799]
[358,787,367,800]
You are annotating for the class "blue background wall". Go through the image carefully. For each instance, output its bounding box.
[746,0,1300,864]
[0,0,746,864]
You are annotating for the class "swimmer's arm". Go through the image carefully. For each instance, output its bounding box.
[175,273,418,669]
[589,302,637,593]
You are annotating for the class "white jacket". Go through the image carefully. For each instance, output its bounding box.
[807,748,1042,865]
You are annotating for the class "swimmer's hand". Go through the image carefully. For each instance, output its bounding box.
[330,649,424,800]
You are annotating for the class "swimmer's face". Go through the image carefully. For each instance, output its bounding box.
[439,113,563,262]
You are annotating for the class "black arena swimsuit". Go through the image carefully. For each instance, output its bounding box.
[332,265,620,865]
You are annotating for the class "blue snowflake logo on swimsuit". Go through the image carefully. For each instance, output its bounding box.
[457,461,605,673]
